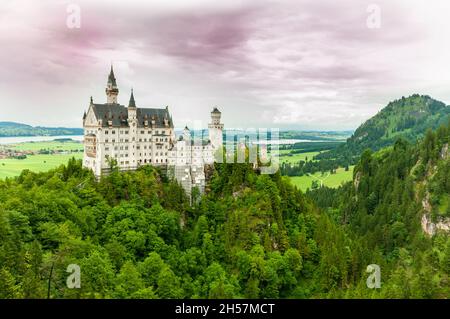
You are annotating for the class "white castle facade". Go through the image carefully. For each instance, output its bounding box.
[82,66,223,196]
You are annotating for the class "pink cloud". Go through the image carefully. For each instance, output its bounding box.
[0,0,449,130]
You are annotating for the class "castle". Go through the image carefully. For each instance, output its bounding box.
[82,66,223,196]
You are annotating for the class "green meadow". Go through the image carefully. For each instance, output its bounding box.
[0,153,83,178]
[279,151,321,164]
[288,166,355,192]
[0,140,83,179]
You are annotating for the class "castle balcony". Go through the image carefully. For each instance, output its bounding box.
[84,134,97,158]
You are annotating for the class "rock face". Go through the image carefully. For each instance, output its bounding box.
[421,213,450,236]
[440,143,449,159]
[421,192,450,236]
[353,171,361,190]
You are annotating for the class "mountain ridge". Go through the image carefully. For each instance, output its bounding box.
[316,94,450,162]
[0,121,83,137]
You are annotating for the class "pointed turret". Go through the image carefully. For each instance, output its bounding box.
[128,88,136,108]
[106,64,119,104]
[107,64,117,87]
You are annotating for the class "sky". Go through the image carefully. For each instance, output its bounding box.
[1,0,450,130]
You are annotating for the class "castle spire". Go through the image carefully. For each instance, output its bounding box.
[106,64,119,104]
[128,88,136,108]
[108,64,117,87]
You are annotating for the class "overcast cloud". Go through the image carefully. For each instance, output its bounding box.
[1,0,450,130]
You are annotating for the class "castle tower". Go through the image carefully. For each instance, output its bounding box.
[106,65,119,104]
[183,126,191,141]
[128,89,137,169]
[208,107,224,150]
[128,88,137,119]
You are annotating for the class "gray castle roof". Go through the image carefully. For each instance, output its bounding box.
[91,103,173,128]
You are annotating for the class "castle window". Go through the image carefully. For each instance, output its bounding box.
[105,130,108,134]
[105,139,108,143]
[141,130,144,134]
[125,131,129,134]
[112,139,115,143]
[112,131,115,134]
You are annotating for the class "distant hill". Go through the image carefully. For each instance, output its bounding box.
[0,121,83,137]
[280,130,353,141]
[316,94,450,161]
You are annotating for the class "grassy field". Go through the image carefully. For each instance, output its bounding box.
[0,140,84,179]
[279,151,320,164]
[0,153,82,179]
[4,140,83,152]
[289,166,355,192]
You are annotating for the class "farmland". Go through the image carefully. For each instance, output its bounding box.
[0,140,83,179]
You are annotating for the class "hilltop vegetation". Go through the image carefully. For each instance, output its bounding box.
[281,94,450,191]
[316,94,450,163]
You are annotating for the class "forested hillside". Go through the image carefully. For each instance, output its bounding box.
[0,161,348,298]
[316,95,450,163]
[309,120,450,298]
[0,121,449,299]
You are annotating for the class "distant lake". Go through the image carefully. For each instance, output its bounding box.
[0,135,84,145]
